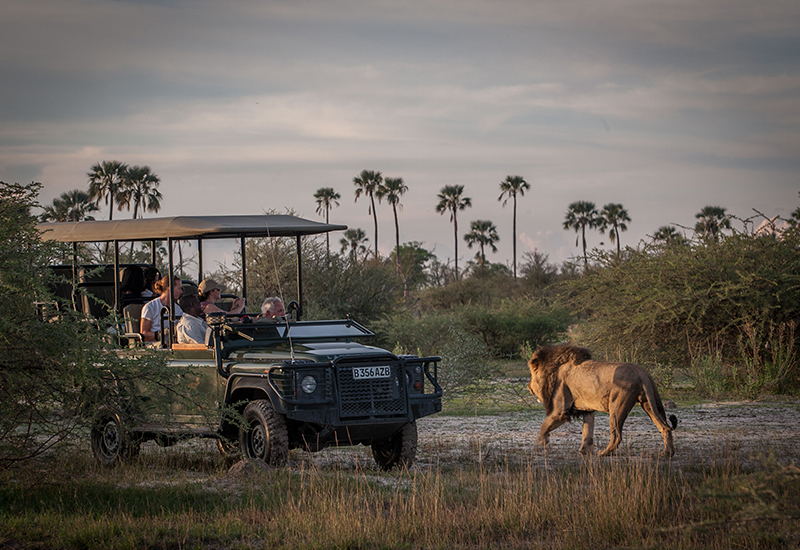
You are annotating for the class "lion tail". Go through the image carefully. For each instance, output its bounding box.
[668,414,678,430]
[643,377,676,432]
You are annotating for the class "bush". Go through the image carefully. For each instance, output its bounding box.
[372,310,457,358]
[459,300,572,357]
[0,182,174,472]
[560,219,800,395]
[373,311,494,399]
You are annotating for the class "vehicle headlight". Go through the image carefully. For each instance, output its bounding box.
[301,375,317,394]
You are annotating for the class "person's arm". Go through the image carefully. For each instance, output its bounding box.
[140,317,156,342]
[230,297,246,315]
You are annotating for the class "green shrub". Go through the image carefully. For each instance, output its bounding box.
[437,326,493,398]
[560,220,800,395]
[372,310,457,357]
[0,182,177,473]
[459,300,572,357]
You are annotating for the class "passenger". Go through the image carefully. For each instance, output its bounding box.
[119,265,146,310]
[176,294,209,345]
[142,266,161,298]
[198,278,246,315]
[257,297,285,321]
[140,276,183,342]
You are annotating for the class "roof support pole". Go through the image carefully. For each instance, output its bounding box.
[240,236,247,301]
[113,241,120,315]
[72,242,78,311]
[197,238,203,283]
[296,235,303,320]
[166,237,175,347]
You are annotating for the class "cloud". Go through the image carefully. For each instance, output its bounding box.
[2,0,799,267]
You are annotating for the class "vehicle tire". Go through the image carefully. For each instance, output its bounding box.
[239,400,289,467]
[90,412,140,466]
[371,422,417,471]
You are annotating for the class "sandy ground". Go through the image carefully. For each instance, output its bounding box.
[284,400,800,471]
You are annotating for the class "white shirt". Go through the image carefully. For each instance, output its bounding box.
[176,313,210,345]
[141,297,183,334]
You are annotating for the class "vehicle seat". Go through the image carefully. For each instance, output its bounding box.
[123,303,144,344]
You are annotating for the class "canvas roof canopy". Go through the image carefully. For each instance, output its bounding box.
[37,215,347,243]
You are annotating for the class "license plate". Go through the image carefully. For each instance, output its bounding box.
[352,366,391,380]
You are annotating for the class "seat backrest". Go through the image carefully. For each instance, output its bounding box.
[79,283,115,319]
[123,303,145,335]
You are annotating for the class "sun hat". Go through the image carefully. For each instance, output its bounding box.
[198,278,224,295]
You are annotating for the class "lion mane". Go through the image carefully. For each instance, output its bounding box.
[530,344,592,416]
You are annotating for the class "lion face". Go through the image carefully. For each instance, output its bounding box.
[527,355,544,402]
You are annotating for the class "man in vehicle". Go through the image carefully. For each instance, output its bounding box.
[176,294,209,345]
[258,297,285,320]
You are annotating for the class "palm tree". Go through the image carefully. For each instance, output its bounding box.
[40,190,99,222]
[464,219,500,266]
[694,206,731,242]
[376,177,408,269]
[599,203,631,256]
[353,170,383,258]
[87,160,128,220]
[340,228,369,262]
[652,225,686,246]
[314,187,341,257]
[435,184,472,280]
[498,175,530,278]
[563,201,600,266]
[118,165,162,219]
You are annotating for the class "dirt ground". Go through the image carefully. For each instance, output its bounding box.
[286,399,800,471]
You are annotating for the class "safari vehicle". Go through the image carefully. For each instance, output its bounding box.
[37,215,442,470]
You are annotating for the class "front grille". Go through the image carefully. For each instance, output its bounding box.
[337,362,407,419]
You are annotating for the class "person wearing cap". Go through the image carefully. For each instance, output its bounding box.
[198,278,246,315]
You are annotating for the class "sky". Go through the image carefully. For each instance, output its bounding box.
[2,0,799,271]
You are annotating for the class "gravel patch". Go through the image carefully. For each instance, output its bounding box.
[288,400,800,471]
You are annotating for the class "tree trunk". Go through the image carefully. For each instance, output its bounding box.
[512,195,517,278]
[393,204,400,270]
[370,194,378,258]
[453,211,459,281]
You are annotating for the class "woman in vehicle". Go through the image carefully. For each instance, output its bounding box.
[119,265,146,311]
[197,278,246,315]
[142,266,161,298]
[140,275,183,342]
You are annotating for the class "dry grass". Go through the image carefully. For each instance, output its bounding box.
[2,400,800,549]
[1,440,799,549]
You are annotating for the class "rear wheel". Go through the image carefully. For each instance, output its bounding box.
[371,422,417,471]
[239,400,288,467]
[91,412,139,466]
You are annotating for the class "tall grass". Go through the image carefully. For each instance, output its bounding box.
[4,445,797,549]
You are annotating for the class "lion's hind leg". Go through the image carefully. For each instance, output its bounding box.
[598,395,637,457]
[640,401,675,457]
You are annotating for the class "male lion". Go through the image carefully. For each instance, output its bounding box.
[527,344,677,457]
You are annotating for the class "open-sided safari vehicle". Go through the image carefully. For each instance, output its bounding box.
[37,215,442,469]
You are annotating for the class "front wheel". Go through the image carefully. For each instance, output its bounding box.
[90,412,139,466]
[239,400,288,467]
[371,422,417,471]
